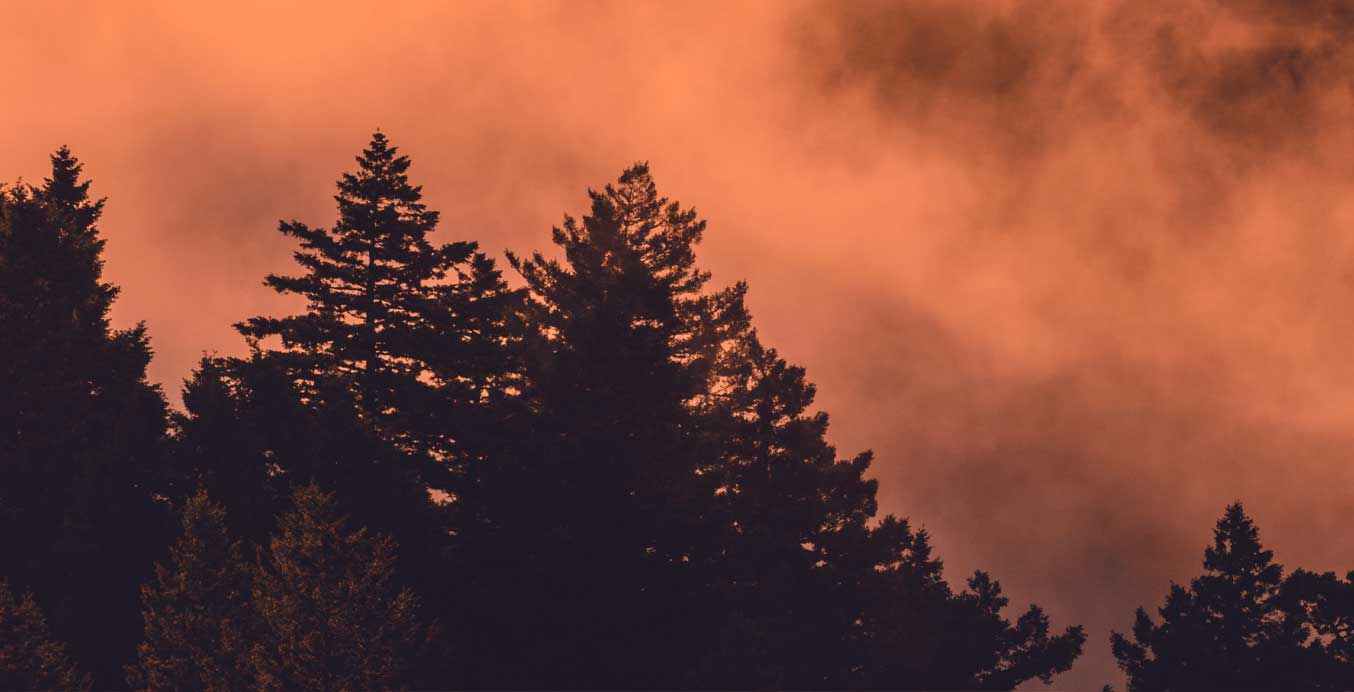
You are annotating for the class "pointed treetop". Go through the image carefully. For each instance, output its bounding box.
[39,146,104,232]
[1204,502,1277,581]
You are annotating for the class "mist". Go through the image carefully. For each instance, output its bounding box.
[4,1,1354,686]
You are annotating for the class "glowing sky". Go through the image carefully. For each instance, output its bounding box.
[6,1,1354,687]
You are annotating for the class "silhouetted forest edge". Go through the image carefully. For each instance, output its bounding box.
[1,135,1350,691]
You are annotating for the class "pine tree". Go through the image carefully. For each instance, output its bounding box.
[0,580,90,691]
[127,491,252,692]
[0,148,171,686]
[1111,503,1327,690]
[236,131,519,481]
[250,483,427,692]
[461,162,1085,689]
[457,163,749,688]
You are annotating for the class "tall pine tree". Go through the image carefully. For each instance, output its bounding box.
[237,131,519,480]
[456,163,749,688]
[0,148,171,687]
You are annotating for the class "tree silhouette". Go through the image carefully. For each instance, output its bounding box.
[1111,503,1341,690]
[854,526,1086,689]
[127,491,252,692]
[699,331,883,686]
[0,148,171,686]
[458,162,1084,689]
[168,358,290,547]
[694,307,1086,689]
[0,580,90,691]
[455,163,749,688]
[1280,568,1354,687]
[249,483,427,692]
[237,131,519,480]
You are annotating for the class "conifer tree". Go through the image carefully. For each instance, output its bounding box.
[250,483,426,692]
[458,163,749,687]
[700,331,884,685]
[237,131,519,481]
[461,162,1085,689]
[1111,503,1328,690]
[0,148,170,686]
[127,491,252,692]
[708,332,1088,688]
[0,580,91,691]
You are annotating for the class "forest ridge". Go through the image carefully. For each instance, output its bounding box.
[0,135,1351,691]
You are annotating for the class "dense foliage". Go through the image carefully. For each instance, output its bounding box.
[2,136,1344,690]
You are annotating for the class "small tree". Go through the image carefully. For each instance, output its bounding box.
[0,580,90,691]
[250,483,426,692]
[127,491,252,692]
[1111,503,1327,690]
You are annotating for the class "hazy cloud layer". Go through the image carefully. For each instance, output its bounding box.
[5,1,1354,686]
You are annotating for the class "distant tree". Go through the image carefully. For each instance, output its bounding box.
[236,131,520,481]
[0,148,171,686]
[249,483,427,692]
[1111,503,1338,690]
[0,580,90,691]
[127,491,252,692]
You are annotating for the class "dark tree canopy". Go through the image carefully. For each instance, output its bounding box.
[0,141,1100,691]
[250,483,427,692]
[455,163,1083,690]
[0,580,90,692]
[1112,503,1351,691]
[454,163,751,688]
[0,148,171,687]
[128,491,252,692]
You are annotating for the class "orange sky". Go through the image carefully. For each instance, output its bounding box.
[5,1,1354,687]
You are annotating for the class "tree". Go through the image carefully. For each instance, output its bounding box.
[249,483,427,692]
[698,331,883,686]
[168,358,289,547]
[854,525,1086,689]
[236,131,519,480]
[457,162,1085,689]
[0,580,90,691]
[0,148,171,686]
[127,491,252,692]
[1280,568,1354,689]
[697,330,1086,688]
[1111,503,1335,690]
[455,163,749,688]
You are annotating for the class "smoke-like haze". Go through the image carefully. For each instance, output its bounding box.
[4,1,1354,686]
